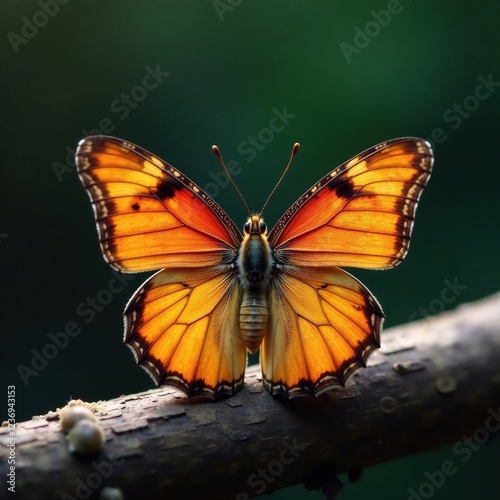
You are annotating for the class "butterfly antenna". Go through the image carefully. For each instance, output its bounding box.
[212,145,251,214]
[260,142,300,215]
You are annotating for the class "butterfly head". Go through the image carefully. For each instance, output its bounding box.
[244,215,267,237]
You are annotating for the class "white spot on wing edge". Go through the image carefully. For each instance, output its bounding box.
[344,155,360,169]
[121,141,136,151]
[416,139,432,153]
[79,141,94,154]
[374,142,388,151]
[149,155,164,168]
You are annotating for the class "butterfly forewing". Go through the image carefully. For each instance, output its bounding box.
[269,137,433,269]
[76,136,241,272]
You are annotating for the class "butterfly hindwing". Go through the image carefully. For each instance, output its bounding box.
[262,267,383,397]
[76,136,241,272]
[269,137,433,269]
[124,267,246,398]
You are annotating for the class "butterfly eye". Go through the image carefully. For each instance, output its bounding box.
[244,221,251,234]
[259,221,267,234]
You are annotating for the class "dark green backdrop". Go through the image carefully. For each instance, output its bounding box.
[1,1,499,498]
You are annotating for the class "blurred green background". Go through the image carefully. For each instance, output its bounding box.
[1,0,499,498]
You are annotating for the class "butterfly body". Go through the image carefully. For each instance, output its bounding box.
[238,215,273,353]
[76,135,433,399]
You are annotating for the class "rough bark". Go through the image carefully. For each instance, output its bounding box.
[2,293,500,500]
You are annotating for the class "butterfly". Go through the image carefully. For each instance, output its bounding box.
[76,135,433,399]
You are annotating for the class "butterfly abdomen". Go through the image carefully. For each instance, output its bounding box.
[238,216,273,354]
[239,294,268,353]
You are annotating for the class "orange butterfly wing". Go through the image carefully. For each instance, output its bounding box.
[76,136,241,272]
[269,137,433,269]
[262,137,433,397]
[124,267,246,398]
[76,136,246,398]
[263,267,383,397]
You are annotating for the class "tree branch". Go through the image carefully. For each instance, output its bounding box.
[2,293,500,499]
